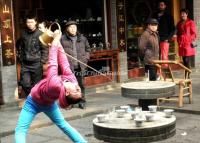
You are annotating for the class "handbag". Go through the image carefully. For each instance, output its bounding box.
[191,40,198,48]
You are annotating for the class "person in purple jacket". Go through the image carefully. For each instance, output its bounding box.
[15,30,87,143]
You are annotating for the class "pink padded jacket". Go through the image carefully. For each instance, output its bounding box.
[31,43,78,108]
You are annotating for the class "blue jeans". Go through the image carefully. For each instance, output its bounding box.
[15,95,87,143]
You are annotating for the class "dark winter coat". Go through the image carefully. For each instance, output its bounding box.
[153,11,175,41]
[61,33,90,72]
[16,28,48,64]
[138,28,159,65]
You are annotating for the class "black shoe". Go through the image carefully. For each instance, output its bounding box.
[78,102,86,109]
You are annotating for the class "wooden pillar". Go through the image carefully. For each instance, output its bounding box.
[172,0,181,24]
[171,0,181,60]
[193,0,200,66]
[116,0,126,52]
[0,0,17,104]
[0,0,16,66]
[116,0,128,82]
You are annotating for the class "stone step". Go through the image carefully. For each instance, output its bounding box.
[0,101,20,111]
[85,82,121,95]
[0,82,122,111]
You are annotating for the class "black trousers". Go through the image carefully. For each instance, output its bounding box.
[20,62,43,97]
[74,67,85,101]
[141,64,158,110]
[182,56,192,69]
[145,64,157,81]
[182,56,193,78]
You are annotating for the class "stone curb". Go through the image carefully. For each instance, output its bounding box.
[0,108,106,138]
[2,104,200,138]
[159,106,200,115]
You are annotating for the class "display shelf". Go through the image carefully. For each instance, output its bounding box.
[84,49,120,86]
[76,18,104,48]
[127,37,140,70]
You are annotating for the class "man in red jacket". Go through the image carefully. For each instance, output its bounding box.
[15,30,87,143]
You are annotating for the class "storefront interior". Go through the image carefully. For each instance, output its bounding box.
[13,0,195,86]
[125,0,194,70]
[14,0,118,86]
[42,0,110,78]
[15,0,105,45]
[125,0,173,70]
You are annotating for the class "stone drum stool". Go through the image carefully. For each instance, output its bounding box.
[121,81,176,110]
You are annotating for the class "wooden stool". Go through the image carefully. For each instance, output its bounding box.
[157,79,192,107]
[153,60,193,108]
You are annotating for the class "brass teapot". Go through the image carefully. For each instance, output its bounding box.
[39,22,61,46]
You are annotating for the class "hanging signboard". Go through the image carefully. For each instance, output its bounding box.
[116,0,126,52]
[0,0,15,66]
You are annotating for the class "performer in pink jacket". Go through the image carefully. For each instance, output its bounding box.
[15,30,87,143]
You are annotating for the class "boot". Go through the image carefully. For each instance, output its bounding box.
[78,99,86,109]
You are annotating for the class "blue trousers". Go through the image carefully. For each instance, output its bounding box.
[15,96,87,143]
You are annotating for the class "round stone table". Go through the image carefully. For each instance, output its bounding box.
[93,111,176,143]
[121,81,176,110]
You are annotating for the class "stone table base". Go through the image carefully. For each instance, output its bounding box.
[93,111,176,143]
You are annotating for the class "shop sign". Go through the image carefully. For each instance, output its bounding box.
[0,0,15,66]
[116,0,126,52]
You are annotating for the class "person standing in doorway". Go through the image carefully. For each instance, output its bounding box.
[61,20,91,109]
[38,21,48,33]
[138,18,160,81]
[38,20,51,77]
[16,14,48,97]
[153,0,175,64]
[176,9,197,78]
[138,18,160,110]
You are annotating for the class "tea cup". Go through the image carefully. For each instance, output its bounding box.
[135,106,142,112]
[120,105,130,113]
[134,118,145,127]
[164,109,174,118]
[115,109,126,118]
[145,113,154,122]
[148,105,157,113]
[97,114,107,122]
[129,111,137,120]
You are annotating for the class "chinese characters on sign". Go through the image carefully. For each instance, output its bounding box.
[0,0,15,66]
[116,0,126,52]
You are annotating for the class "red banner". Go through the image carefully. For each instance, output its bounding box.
[0,0,15,66]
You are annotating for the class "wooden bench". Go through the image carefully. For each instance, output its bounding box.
[153,60,192,107]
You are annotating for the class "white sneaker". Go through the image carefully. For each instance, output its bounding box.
[156,75,161,81]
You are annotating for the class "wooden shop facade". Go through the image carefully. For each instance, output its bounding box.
[0,0,198,104]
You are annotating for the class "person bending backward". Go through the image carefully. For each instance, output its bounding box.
[15,30,87,143]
